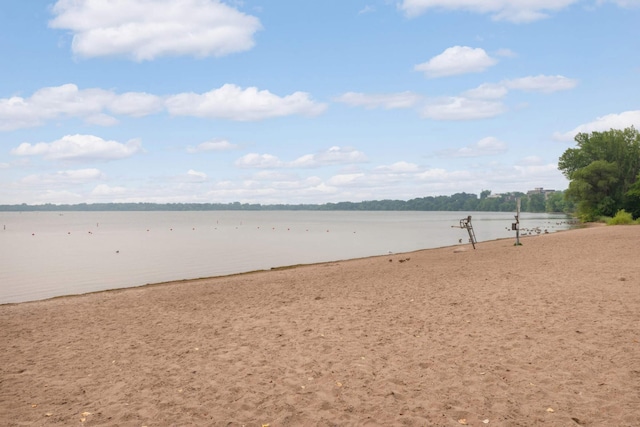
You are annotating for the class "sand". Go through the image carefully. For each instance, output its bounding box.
[1,225,639,426]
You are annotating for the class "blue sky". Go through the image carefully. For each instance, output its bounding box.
[1,0,639,205]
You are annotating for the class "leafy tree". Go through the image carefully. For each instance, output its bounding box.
[566,160,620,220]
[559,127,640,221]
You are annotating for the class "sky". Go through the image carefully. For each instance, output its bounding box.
[1,0,639,205]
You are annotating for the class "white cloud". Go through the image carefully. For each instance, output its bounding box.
[553,110,640,141]
[399,0,579,23]
[415,46,497,78]
[187,139,238,153]
[11,134,143,162]
[421,97,506,120]
[335,91,422,109]
[49,0,262,61]
[165,84,327,121]
[0,84,162,130]
[0,83,323,130]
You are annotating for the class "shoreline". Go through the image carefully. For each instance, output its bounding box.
[2,225,638,425]
[2,232,553,307]
[0,210,575,305]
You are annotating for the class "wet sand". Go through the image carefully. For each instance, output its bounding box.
[1,225,639,426]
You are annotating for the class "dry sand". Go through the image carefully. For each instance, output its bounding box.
[1,225,639,426]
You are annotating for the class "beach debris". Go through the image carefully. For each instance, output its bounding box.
[45,413,53,417]
[31,404,37,408]
[458,419,468,425]
[546,407,555,413]
[482,420,490,424]
[336,381,343,387]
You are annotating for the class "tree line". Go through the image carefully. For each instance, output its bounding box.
[0,191,572,213]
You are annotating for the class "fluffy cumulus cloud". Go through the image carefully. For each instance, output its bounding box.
[186,139,238,153]
[166,84,327,121]
[334,91,422,109]
[49,0,262,61]
[415,46,497,78]
[0,83,326,130]
[399,0,579,22]
[11,134,143,162]
[553,110,640,141]
[0,84,162,131]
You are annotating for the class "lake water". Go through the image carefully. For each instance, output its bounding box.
[0,211,573,304]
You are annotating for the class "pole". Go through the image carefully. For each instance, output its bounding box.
[515,197,521,246]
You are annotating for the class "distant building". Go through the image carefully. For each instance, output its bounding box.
[527,187,556,199]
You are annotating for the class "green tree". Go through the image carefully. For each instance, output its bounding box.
[559,127,640,221]
[566,160,620,220]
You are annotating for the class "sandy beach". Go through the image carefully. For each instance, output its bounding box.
[1,225,639,426]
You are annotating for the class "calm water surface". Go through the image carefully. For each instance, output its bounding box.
[0,211,573,303]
